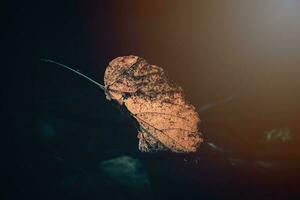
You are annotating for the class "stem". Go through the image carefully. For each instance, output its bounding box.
[40,58,105,91]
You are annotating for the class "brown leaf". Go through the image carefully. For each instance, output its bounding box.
[104,55,203,153]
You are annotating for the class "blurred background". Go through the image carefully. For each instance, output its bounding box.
[2,0,300,199]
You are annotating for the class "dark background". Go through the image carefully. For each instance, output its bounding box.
[2,1,300,199]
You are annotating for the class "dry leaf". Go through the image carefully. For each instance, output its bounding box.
[104,55,203,153]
